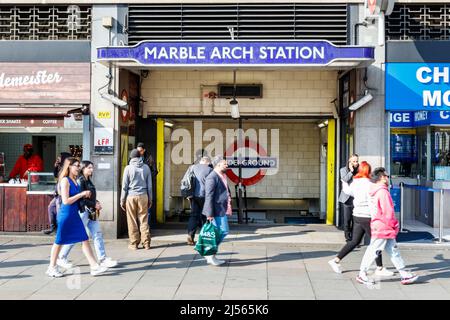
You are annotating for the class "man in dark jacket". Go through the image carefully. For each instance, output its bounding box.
[121,149,153,250]
[202,156,232,266]
[186,156,213,245]
[338,154,359,242]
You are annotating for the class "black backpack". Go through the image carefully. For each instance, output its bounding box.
[180,165,196,198]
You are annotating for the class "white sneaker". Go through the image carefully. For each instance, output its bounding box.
[90,265,108,276]
[205,255,225,266]
[56,258,73,269]
[212,255,225,265]
[375,267,394,277]
[328,259,342,274]
[401,273,419,285]
[100,257,118,268]
[46,265,63,278]
[356,273,375,285]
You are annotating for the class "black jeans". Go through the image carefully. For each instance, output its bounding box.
[187,197,206,238]
[337,216,383,267]
[342,202,354,241]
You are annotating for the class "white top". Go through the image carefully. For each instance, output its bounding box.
[348,178,373,218]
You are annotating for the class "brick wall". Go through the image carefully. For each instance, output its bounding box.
[169,121,320,199]
[142,70,337,116]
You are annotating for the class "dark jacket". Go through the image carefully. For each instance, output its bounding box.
[142,152,158,178]
[338,166,355,204]
[192,163,213,198]
[202,171,231,218]
[77,175,97,212]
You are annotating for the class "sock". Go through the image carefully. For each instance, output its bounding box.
[399,269,410,278]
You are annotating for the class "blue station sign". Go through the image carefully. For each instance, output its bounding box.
[386,63,450,111]
[97,41,374,67]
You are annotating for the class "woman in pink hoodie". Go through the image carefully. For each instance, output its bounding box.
[357,167,419,285]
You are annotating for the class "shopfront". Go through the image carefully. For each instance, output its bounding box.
[0,41,90,232]
[386,41,450,238]
[97,40,374,227]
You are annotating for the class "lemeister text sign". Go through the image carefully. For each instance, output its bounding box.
[97,41,374,66]
[386,63,450,111]
[0,63,91,104]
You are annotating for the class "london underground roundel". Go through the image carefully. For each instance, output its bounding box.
[225,139,270,186]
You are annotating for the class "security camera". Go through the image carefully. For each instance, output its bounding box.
[101,92,128,107]
[349,92,373,111]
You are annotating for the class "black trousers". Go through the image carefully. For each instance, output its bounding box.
[187,197,206,238]
[342,202,354,241]
[337,216,383,267]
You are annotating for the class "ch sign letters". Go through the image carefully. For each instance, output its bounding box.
[386,63,450,111]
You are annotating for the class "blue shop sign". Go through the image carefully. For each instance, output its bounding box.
[390,112,414,128]
[414,111,450,126]
[97,41,374,67]
[386,63,450,111]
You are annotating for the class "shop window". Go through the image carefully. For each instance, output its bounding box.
[432,128,450,180]
[390,129,417,178]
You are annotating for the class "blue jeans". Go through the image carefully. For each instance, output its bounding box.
[59,210,106,261]
[212,215,229,246]
[360,238,406,273]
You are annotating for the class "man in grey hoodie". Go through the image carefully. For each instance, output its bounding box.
[120,149,153,250]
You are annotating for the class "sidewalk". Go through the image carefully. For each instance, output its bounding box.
[0,224,450,300]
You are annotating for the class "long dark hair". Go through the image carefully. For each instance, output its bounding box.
[80,160,94,180]
[58,157,80,183]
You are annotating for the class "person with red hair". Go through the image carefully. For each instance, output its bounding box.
[328,161,392,280]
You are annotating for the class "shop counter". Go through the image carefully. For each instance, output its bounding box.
[0,181,54,232]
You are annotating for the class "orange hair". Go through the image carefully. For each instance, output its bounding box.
[354,161,371,179]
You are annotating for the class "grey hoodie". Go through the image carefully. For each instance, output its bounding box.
[121,158,152,205]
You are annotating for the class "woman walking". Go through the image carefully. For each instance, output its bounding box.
[328,161,392,276]
[57,161,118,269]
[356,167,418,285]
[46,157,108,277]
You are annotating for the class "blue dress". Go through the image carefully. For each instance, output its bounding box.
[55,177,89,245]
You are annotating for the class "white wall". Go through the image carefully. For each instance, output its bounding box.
[141,70,337,117]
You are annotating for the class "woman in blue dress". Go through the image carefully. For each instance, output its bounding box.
[46,157,108,277]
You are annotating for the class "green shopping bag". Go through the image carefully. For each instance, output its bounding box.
[194,221,222,256]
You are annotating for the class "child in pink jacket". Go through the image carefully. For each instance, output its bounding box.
[356,167,419,285]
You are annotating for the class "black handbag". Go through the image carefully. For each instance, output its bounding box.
[86,207,97,221]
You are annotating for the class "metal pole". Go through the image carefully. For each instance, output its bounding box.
[439,189,444,243]
[237,116,244,224]
[400,182,404,233]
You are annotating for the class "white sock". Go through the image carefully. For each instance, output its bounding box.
[399,270,410,278]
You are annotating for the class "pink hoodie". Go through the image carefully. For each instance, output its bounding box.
[369,183,399,239]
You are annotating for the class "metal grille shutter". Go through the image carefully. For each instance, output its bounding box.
[0,5,91,40]
[128,3,348,45]
[386,4,449,41]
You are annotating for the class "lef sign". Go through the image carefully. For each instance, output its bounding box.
[94,127,114,154]
[0,63,90,104]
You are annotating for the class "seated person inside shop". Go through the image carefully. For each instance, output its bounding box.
[8,144,44,181]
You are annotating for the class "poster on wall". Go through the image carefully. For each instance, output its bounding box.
[94,127,114,154]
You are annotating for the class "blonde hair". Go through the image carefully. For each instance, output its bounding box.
[58,157,80,183]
